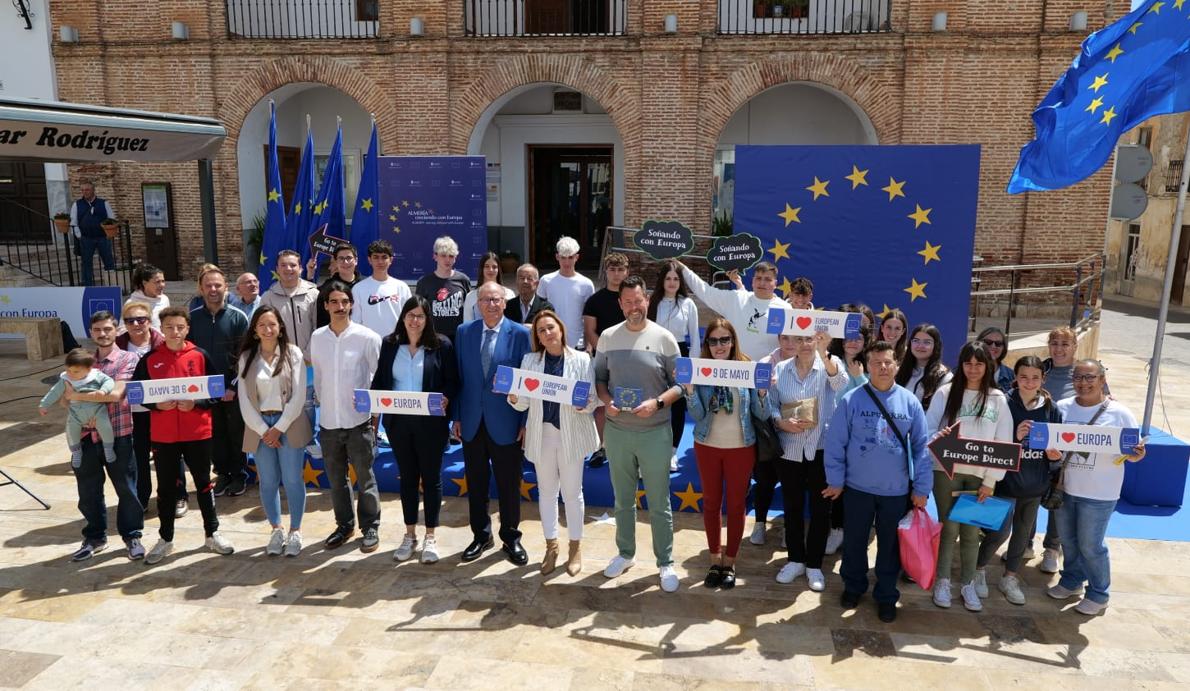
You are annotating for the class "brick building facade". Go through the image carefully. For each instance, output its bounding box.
[47,0,1127,279]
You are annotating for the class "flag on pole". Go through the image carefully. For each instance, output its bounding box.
[258,101,288,290]
[350,117,380,251]
[306,120,345,273]
[1008,0,1190,193]
[288,123,316,268]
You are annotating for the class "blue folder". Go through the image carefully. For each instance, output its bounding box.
[948,494,1014,531]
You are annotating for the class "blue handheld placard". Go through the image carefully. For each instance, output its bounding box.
[948,494,1014,531]
[492,365,515,394]
[754,362,773,389]
[571,381,592,407]
[353,390,371,413]
[674,357,694,384]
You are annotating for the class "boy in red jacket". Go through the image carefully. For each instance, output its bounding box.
[133,306,235,565]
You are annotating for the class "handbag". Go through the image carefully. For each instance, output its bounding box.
[1040,401,1109,511]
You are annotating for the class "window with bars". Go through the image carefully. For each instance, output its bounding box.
[1166,159,1185,194]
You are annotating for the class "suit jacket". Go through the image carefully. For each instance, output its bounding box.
[371,334,460,422]
[454,317,530,445]
[504,295,554,325]
[508,347,600,466]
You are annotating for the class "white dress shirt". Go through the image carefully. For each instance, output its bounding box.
[310,321,381,429]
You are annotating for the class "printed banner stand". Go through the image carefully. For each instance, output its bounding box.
[766,308,863,339]
[674,357,772,389]
[492,365,592,407]
[125,375,225,405]
[353,389,447,416]
[1029,422,1142,455]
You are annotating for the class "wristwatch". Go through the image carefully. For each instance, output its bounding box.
[655,397,665,410]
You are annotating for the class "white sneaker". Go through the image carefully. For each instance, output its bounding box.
[669,454,679,472]
[807,568,826,592]
[749,523,766,546]
[205,532,235,555]
[1074,597,1107,615]
[145,539,173,565]
[1047,583,1084,600]
[961,581,983,612]
[973,569,989,598]
[284,531,302,557]
[266,528,285,556]
[420,535,439,564]
[659,566,679,593]
[999,574,1026,605]
[1040,548,1060,574]
[393,534,418,562]
[603,555,635,578]
[824,528,844,556]
[932,578,953,608]
[1022,544,1037,561]
[776,561,806,584]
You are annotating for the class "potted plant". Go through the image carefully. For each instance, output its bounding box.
[712,210,733,237]
[100,217,119,238]
[753,0,769,18]
[245,213,265,272]
[53,212,70,234]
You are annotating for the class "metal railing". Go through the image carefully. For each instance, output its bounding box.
[969,253,1104,337]
[0,198,136,292]
[718,0,892,35]
[226,0,379,39]
[465,0,627,37]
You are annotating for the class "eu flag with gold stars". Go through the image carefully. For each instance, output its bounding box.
[734,145,980,362]
[1009,0,1190,193]
[258,101,288,291]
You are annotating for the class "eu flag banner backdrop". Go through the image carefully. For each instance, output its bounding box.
[377,156,487,280]
[734,145,980,363]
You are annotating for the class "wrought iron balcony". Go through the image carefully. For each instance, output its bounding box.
[718,0,892,35]
[464,0,627,37]
[226,0,379,39]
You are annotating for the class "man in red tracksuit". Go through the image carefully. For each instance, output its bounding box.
[133,306,235,565]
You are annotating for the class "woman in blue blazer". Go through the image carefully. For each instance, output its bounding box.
[372,295,460,565]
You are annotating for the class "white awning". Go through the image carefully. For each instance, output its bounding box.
[0,97,225,162]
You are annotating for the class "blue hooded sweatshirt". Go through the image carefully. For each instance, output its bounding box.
[824,383,933,497]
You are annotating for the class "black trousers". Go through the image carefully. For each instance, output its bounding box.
[752,460,779,522]
[386,414,448,528]
[841,488,907,604]
[211,399,248,480]
[777,451,830,568]
[462,419,523,544]
[153,439,219,542]
[134,410,187,508]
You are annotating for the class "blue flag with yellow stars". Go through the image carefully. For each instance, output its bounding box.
[285,126,316,271]
[258,101,288,291]
[734,145,980,363]
[349,118,380,250]
[1008,0,1190,193]
[305,124,345,273]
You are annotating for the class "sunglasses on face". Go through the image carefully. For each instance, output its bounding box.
[706,336,733,347]
[123,317,149,325]
[981,339,1005,348]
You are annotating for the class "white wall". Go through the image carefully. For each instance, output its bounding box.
[717,82,874,146]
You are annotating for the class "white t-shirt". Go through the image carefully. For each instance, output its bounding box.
[1057,398,1138,501]
[537,271,594,349]
[351,276,412,338]
[925,384,1014,487]
[680,265,787,361]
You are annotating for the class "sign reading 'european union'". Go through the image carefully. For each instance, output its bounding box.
[734,145,980,364]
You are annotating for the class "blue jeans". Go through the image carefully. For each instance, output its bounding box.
[1056,494,1117,605]
[79,235,114,287]
[74,434,143,542]
[254,412,307,530]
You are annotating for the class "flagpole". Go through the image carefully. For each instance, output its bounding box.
[1141,118,1190,435]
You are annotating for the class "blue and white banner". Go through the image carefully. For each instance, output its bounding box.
[675,357,772,389]
[1029,422,1142,455]
[354,389,447,417]
[0,286,120,336]
[766,308,863,339]
[492,365,593,407]
[126,375,225,405]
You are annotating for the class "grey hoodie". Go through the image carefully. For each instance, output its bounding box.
[260,279,319,358]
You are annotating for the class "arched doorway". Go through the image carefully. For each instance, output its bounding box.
[713,82,877,231]
[468,83,625,271]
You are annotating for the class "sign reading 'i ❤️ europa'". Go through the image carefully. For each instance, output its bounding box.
[353,390,447,416]
[491,365,593,406]
[675,357,773,389]
[767,308,864,339]
[125,375,226,405]
[1028,422,1142,455]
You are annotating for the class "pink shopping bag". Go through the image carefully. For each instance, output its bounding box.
[898,507,942,591]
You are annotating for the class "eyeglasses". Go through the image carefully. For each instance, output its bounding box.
[480,297,505,305]
[1072,374,1101,382]
[980,339,1005,348]
[404,313,427,321]
[910,338,934,347]
[706,336,733,347]
[123,317,149,325]
[336,256,357,263]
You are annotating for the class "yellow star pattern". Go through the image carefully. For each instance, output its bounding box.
[917,241,942,265]
[806,176,830,200]
[414,201,422,209]
[1129,22,1142,34]
[777,203,802,227]
[392,205,400,213]
[389,214,397,222]
[1148,1,1165,13]
[520,479,537,501]
[768,239,791,261]
[360,198,374,212]
[1176,0,1185,10]
[451,476,468,496]
[778,276,794,298]
[1088,74,1109,93]
[877,303,894,319]
[267,188,281,203]
[908,204,932,228]
[673,482,703,512]
[1085,97,1104,114]
[402,200,409,208]
[314,201,327,215]
[292,201,302,215]
[1106,44,1124,63]
[882,177,906,201]
[635,487,647,509]
[347,464,358,487]
[302,460,323,487]
[844,165,869,189]
[1101,106,1118,126]
[904,278,928,302]
[394,226,401,234]
[270,270,280,283]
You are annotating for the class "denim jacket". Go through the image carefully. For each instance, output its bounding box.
[684,384,769,447]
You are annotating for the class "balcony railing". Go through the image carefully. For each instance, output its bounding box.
[465,0,626,37]
[226,0,379,39]
[718,0,892,35]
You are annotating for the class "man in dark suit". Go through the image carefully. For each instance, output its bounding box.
[453,282,532,564]
[504,263,554,325]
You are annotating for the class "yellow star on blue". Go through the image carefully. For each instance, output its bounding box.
[360,198,373,212]
[904,278,928,302]
[778,277,793,298]
[845,165,869,189]
[635,487,647,509]
[451,476,468,496]
[768,239,791,261]
[673,482,702,512]
[806,176,830,200]
[1088,74,1108,93]
[267,188,281,203]
[1105,44,1124,63]
[1100,106,1118,126]
[877,303,895,319]
[302,460,323,487]
[389,214,397,222]
[908,204,932,228]
[520,479,537,501]
[259,252,267,266]
[1148,1,1165,13]
[314,200,327,215]
[778,203,802,227]
[917,241,942,265]
[882,177,906,201]
[292,201,302,215]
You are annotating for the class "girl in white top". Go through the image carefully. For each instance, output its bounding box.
[647,260,700,471]
[462,252,515,324]
[127,263,170,329]
[896,323,952,410]
[926,341,1013,613]
[237,306,311,557]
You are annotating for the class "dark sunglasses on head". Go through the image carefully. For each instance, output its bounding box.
[706,336,733,347]
[123,317,149,325]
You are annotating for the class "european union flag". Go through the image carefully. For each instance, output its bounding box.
[349,118,380,250]
[307,123,345,273]
[287,125,316,269]
[734,145,980,363]
[258,101,288,291]
[1008,0,1190,193]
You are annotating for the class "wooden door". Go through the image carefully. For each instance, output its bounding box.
[0,161,50,242]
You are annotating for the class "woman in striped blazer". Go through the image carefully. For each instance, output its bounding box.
[508,310,600,576]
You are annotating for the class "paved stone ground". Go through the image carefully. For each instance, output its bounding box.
[1,303,1189,690]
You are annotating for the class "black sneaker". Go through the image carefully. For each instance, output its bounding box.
[361,528,380,553]
[324,526,355,550]
[70,538,107,562]
[226,476,247,497]
[877,602,897,623]
[840,591,861,609]
[704,565,724,588]
[213,475,233,497]
[587,448,607,468]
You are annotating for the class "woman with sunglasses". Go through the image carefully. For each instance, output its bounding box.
[684,319,770,589]
[926,341,1013,612]
[977,327,1014,393]
[895,324,952,410]
[462,251,514,324]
